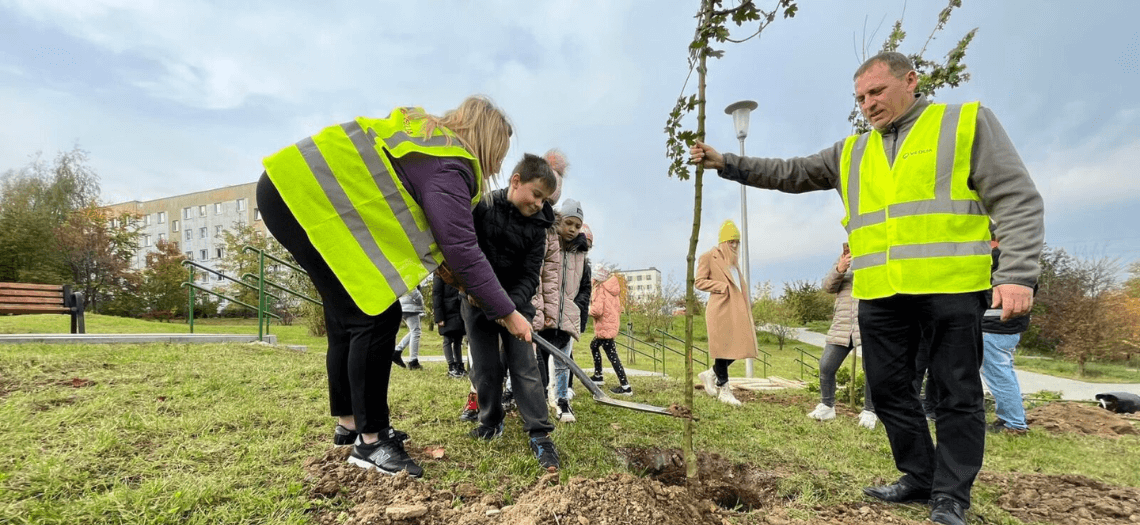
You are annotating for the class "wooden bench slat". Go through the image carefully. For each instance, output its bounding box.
[0,291,65,300]
[0,305,72,314]
[0,283,66,292]
[0,296,65,305]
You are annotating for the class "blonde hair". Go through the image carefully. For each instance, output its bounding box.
[406,95,512,193]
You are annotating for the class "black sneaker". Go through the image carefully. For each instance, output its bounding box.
[392,351,407,369]
[447,364,461,378]
[456,365,468,378]
[590,373,605,384]
[333,424,357,446]
[502,390,517,412]
[610,384,633,396]
[407,359,422,370]
[347,429,423,477]
[469,422,504,441]
[529,435,560,472]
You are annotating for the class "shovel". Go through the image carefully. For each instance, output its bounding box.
[532,333,678,417]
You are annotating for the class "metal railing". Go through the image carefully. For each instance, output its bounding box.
[655,329,708,370]
[794,346,820,381]
[180,246,321,341]
[615,329,665,375]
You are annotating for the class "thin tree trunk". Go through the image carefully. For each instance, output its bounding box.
[683,0,712,480]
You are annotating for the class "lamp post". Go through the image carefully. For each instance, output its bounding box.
[725,100,757,378]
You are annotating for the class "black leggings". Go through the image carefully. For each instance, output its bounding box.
[713,358,734,386]
[257,173,401,434]
[589,338,629,386]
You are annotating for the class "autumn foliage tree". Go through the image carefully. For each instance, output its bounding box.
[53,204,140,312]
[1032,247,1130,376]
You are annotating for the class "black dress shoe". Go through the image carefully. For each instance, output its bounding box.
[863,479,932,504]
[930,496,967,525]
[392,351,406,368]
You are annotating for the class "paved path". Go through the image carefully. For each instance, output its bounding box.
[758,325,1139,402]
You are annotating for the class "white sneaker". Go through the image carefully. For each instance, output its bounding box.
[716,386,742,407]
[698,370,717,397]
[807,403,836,421]
[566,387,575,400]
[858,410,878,430]
[556,399,576,423]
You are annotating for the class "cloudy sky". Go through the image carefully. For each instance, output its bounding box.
[2,0,1138,293]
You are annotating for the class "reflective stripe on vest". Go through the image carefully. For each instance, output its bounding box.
[839,102,991,300]
[263,108,482,315]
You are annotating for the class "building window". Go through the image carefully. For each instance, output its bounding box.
[143,235,151,247]
[158,211,166,224]
[172,219,179,231]
[215,225,223,236]
[111,218,119,228]
[254,208,261,221]
[198,205,206,216]
[215,202,223,214]
[183,207,192,219]
[200,249,208,261]
[184,229,192,241]
[215,247,224,259]
[158,233,166,243]
[144,214,152,225]
[237,198,247,211]
[199,227,207,239]
[173,241,178,250]
[185,251,193,260]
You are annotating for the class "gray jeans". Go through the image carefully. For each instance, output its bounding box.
[394,313,422,360]
[819,342,874,411]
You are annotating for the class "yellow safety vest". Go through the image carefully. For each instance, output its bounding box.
[263,108,483,315]
[839,102,991,300]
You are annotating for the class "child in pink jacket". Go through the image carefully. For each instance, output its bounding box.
[589,268,632,395]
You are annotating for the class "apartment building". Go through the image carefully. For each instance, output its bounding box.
[106,182,267,289]
[621,267,662,303]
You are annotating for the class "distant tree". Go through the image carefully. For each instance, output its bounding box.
[752,281,797,350]
[0,147,101,282]
[139,239,188,318]
[781,279,833,324]
[632,276,682,341]
[53,204,140,312]
[1033,247,1126,376]
[1125,261,1140,298]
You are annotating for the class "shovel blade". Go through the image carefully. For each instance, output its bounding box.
[533,333,678,418]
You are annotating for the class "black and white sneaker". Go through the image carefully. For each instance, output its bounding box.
[610,384,633,396]
[347,429,423,477]
[556,399,576,423]
[590,373,605,384]
[502,390,517,412]
[529,435,560,472]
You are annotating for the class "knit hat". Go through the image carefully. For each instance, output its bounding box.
[594,266,610,282]
[718,220,740,243]
[544,149,568,205]
[559,199,584,222]
[581,223,593,247]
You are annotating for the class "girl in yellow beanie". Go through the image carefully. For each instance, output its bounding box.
[694,220,759,406]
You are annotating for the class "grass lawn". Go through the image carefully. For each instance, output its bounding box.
[1014,354,1140,384]
[2,314,1138,524]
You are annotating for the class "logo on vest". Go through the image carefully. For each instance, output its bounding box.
[902,148,932,160]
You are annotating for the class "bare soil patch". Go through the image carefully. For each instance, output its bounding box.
[980,471,1140,524]
[1026,402,1140,438]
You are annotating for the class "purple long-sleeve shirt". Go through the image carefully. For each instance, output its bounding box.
[389,152,514,319]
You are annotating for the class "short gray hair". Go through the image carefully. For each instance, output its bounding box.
[854,51,914,81]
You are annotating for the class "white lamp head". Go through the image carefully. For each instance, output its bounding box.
[724,100,758,140]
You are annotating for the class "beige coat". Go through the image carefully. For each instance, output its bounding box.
[695,243,758,360]
[822,256,861,348]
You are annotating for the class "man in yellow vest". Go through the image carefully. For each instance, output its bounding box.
[690,52,1043,525]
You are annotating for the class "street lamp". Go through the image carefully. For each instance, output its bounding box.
[725,100,757,378]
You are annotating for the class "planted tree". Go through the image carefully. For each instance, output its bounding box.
[665,0,798,478]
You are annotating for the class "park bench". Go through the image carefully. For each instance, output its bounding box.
[0,282,86,333]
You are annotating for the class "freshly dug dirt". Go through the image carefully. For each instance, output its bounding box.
[981,471,1140,525]
[1026,402,1140,437]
